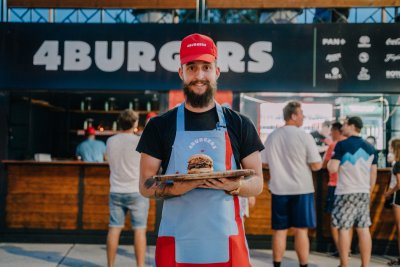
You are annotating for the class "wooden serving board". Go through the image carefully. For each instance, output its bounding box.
[153,169,255,182]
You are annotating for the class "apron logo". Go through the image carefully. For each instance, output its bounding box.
[189,138,217,150]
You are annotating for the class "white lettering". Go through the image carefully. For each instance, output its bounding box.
[64,41,92,71]
[248,41,273,73]
[386,70,400,79]
[95,41,124,72]
[385,54,400,62]
[325,53,341,63]
[33,40,276,73]
[217,41,245,73]
[33,41,61,71]
[127,41,156,72]
[158,41,180,72]
[322,38,346,46]
[386,38,400,46]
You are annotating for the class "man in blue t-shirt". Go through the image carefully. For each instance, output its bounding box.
[76,127,106,162]
[328,116,377,267]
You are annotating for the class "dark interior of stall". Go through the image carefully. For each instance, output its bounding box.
[3,91,166,160]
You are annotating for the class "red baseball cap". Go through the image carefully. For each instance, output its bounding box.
[146,111,158,121]
[180,33,218,65]
[85,127,96,136]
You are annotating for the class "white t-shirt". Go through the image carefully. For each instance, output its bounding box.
[262,125,321,195]
[106,133,141,193]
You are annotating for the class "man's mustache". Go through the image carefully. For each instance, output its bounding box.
[188,80,210,87]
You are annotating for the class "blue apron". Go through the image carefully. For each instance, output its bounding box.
[155,102,251,267]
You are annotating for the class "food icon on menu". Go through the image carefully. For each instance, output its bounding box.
[325,67,342,80]
[359,52,369,63]
[357,67,370,81]
[358,36,371,48]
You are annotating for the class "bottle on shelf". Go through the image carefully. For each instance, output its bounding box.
[109,97,116,111]
[128,101,133,110]
[82,118,93,131]
[80,101,85,111]
[152,94,159,110]
[112,121,117,131]
[85,97,92,111]
[146,101,151,112]
[134,98,140,110]
[104,101,109,111]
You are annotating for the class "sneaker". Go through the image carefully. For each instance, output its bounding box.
[387,258,400,266]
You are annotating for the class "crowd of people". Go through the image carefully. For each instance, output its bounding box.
[73,32,400,267]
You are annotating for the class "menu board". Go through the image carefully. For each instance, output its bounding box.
[316,24,400,92]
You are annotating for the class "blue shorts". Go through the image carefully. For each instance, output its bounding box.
[109,192,149,229]
[324,186,336,214]
[271,193,316,230]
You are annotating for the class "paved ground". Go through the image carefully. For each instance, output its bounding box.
[0,243,394,266]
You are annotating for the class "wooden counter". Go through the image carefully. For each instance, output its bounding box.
[0,161,396,253]
[245,168,395,239]
[1,161,156,233]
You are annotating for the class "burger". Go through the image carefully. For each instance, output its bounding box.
[187,154,214,174]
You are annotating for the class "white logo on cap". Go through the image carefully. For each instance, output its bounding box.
[187,43,207,48]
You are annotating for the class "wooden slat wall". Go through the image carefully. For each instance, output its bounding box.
[82,165,156,231]
[6,165,79,229]
[5,163,156,232]
[7,0,400,8]
[7,0,197,9]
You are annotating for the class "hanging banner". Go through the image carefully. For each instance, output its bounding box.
[0,23,399,92]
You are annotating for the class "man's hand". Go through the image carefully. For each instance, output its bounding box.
[199,177,241,191]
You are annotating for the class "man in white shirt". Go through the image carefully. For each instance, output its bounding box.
[262,101,322,267]
[106,109,149,267]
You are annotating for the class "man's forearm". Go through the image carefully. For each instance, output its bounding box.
[238,175,264,197]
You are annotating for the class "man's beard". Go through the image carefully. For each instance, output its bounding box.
[183,80,216,108]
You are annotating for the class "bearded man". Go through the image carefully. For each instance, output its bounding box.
[136,33,264,266]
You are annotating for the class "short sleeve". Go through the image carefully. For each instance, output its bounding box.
[239,114,264,160]
[393,162,400,175]
[332,141,343,161]
[136,118,163,160]
[305,133,322,163]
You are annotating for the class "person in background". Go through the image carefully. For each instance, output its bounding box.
[240,196,256,221]
[366,136,377,148]
[328,116,377,267]
[311,120,332,157]
[388,138,400,166]
[384,138,400,266]
[262,100,322,267]
[145,111,158,125]
[137,33,264,266]
[76,126,106,162]
[322,122,348,257]
[106,109,149,267]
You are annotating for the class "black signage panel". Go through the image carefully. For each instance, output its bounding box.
[0,23,399,92]
[316,24,400,93]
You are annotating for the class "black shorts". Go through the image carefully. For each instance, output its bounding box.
[388,190,400,206]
